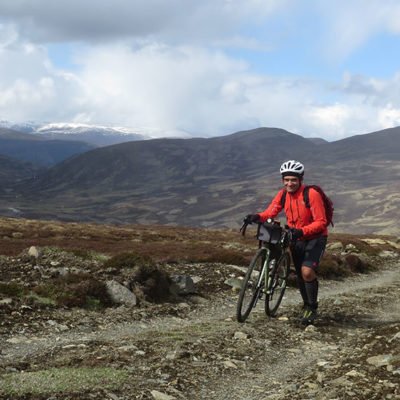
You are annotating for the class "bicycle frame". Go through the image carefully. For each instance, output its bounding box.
[237,218,292,322]
[252,247,270,307]
[251,245,278,307]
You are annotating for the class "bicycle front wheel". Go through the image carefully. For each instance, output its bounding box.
[265,252,290,317]
[236,248,266,323]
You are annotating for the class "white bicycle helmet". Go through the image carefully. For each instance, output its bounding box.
[280,160,305,177]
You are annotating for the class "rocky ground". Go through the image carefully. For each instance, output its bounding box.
[0,218,399,399]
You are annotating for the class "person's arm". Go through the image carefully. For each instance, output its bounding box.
[302,188,328,237]
[258,190,285,222]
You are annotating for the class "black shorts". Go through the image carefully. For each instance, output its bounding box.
[291,236,327,272]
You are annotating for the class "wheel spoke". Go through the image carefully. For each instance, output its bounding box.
[265,253,290,317]
[236,249,266,322]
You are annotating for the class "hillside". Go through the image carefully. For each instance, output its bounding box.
[0,127,95,166]
[0,155,41,190]
[0,126,400,234]
[0,217,399,399]
[3,127,320,225]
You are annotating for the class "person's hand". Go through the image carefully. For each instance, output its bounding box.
[244,214,260,224]
[289,228,304,241]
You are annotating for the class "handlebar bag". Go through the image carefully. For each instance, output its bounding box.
[257,223,282,244]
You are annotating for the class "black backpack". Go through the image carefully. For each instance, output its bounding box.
[280,185,334,227]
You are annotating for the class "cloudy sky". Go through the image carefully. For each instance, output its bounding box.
[1,0,400,140]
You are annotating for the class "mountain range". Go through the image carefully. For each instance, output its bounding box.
[0,124,399,235]
[0,127,95,166]
[0,120,185,147]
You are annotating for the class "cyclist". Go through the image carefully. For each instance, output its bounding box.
[244,160,328,325]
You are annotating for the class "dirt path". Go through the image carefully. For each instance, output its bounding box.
[201,265,400,400]
[1,262,399,399]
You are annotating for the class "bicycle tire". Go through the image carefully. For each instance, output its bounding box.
[265,252,290,317]
[236,248,266,323]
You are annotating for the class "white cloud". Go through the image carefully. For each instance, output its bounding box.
[0,0,286,45]
[316,0,400,61]
[378,105,400,128]
[3,39,400,140]
[1,1,400,141]
[73,44,249,135]
[0,32,83,122]
[0,22,18,49]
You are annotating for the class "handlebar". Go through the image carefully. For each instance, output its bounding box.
[240,218,280,236]
[240,218,294,244]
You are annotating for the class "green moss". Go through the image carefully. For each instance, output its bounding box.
[0,367,129,396]
[26,292,57,306]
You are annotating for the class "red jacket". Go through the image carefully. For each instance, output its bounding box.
[258,185,328,238]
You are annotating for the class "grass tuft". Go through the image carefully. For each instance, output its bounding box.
[129,264,174,303]
[102,252,154,270]
[318,253,351,279]
[31,273,112,308]
[0,367,129,396]
[0,282,25,297]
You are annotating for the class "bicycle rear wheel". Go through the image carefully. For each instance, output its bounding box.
[265,252,290,317]
[236,248,266,323]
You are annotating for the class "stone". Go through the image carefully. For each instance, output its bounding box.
[304,325,318,333]
[233,331,249,340]
[389,331,400,342]
[345,369,365,378]
[170,275,196,295]
[188,295,208,304]
[191,276,202,284]
[379,250,398,259]
[224,277,243,290]
[360,238,387,246]
[344,243,358,252]
[28,246,41,259]
[327,242,343,251]
[333,298,344,305]
[331,376,352,387]
[150,390,176,400]
[366,354,394,367]
[223,360,238,369]
[106,280,137,307]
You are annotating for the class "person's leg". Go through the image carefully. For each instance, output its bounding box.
[302,267,318,310]
[300,237,327,325]
[291,241,309,307]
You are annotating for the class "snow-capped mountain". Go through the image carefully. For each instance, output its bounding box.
[0,120,41,133]
[0,121,191,147]
[36,123,147,146]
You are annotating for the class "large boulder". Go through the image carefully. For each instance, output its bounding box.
[106,280,137,307]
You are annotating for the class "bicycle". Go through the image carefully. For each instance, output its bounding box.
[236,218,291,323]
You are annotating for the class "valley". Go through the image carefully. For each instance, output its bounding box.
[0,126,400,234]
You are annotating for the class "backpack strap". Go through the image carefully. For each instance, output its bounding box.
[280,189,287,209]
[303,186,311,208]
